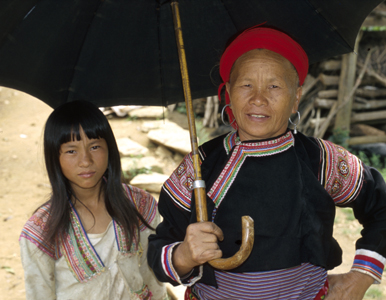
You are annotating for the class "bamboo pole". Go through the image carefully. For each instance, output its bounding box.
[171,1,254,270]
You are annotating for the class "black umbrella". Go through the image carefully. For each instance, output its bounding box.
[0,0,383,108]
[0,0,383,270]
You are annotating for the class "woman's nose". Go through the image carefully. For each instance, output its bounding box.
[249,88,268,106]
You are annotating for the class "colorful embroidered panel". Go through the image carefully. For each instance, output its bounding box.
[208,132,294,208]
[60,202,106,282]
[352,249,386,283]
[163,153,196,212]
[316,139,363,205]
[123,184,157,232]
[19,204,60,259]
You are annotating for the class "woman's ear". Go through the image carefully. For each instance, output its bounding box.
[225,82,231,97]
[292,86,302,113]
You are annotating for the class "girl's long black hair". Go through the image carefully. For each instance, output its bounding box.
[40,100,151,246]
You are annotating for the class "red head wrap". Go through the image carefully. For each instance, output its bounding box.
[218,25,309,129]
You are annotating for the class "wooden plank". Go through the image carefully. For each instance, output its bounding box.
[356,88,386,98]
[320,60,342,71]
[351,110,386,123]
[318,90,338,99]
[314,98,336,109]
[348,135,386,145]
[320,74,339,86]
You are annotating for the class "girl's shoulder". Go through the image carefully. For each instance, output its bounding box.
[19,203,58,259]
[122,184,157,230]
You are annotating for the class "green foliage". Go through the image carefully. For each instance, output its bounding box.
[122,167,151,182]
[362,26,386,32]
[349,150,386,179]
[329,128,350,148]
[380,168,386,181]
[126,115,138,121]
[175,103,187,114]
[364,286,384,299]
[196,120,211,145]
[341,207,355,222]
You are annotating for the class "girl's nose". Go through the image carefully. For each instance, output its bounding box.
[79,151,92,167]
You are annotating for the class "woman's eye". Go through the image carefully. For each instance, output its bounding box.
[270,85,279,89]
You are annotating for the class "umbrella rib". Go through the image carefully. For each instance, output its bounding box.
[156,1,167,107]
[67,2,104,101]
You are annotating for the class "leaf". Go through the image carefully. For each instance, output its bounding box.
[1,266,15,275]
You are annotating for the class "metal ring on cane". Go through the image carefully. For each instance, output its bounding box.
[221,104,236,126]
[288,111,301,134]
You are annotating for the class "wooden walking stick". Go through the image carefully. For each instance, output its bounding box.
[171,1,254,270]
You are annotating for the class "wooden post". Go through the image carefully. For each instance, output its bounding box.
[332,33,362,147]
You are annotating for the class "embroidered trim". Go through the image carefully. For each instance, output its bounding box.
[163,153,196,212]
[352,249,386,283]
[317,139,363,205]
[133,284,153,300]
[209,132,294,207]
[19,204,59,259]
[113,219,137,254]
[161,242,181,282]
[60,202,106,282]
[123,184,157,232]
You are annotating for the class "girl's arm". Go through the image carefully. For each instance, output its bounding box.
[19,237,56,300]
[139,208,170,300]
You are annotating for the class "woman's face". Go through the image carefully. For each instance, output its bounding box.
[59,127,108,195]
[226,49,302,141]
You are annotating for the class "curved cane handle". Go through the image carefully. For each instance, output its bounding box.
[208,216,254,270]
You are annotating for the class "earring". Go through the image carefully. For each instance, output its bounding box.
[288,111,301,134]
[221,104,236,126]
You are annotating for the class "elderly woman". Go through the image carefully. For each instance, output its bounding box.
[147,26,386,300]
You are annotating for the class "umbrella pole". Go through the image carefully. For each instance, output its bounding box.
[171,1,254,270]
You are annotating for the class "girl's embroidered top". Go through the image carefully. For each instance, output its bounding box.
[20,184,157,282]
[148,130,386,299]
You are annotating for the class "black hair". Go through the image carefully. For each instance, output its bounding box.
[40,100,151,246]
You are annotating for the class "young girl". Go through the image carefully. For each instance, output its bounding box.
[19,100,169,300]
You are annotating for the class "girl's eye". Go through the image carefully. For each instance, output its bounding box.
[91,145,100,150]
[66,150,75,154]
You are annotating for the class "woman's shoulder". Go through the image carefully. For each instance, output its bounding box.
[122,184,157,229]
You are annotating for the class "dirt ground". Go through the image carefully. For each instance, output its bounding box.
[0,88,385,299]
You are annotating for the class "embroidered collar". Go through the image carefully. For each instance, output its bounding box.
[223,131,294,155]
[60,202,137,282]
[209,131,295,210]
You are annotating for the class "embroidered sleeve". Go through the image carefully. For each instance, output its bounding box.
[124,184,157,232]
[316,139,363,205]
[161,242,203,286]
[19,204,58,259]
[19,222,56,299]
[351,249,386,283]
[163,153,196,212]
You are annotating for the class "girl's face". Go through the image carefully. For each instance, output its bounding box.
[59,127,108,194]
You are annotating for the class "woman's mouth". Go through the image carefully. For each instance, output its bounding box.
[249,114,268,119]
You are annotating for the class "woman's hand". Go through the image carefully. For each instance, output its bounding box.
[172,221,224,277]
[325,271,374,300]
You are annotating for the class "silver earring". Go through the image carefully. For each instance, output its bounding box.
[221,104,236,126]
[289,111,301,134]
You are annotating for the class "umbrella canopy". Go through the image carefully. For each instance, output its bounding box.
[0,0,383,109]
